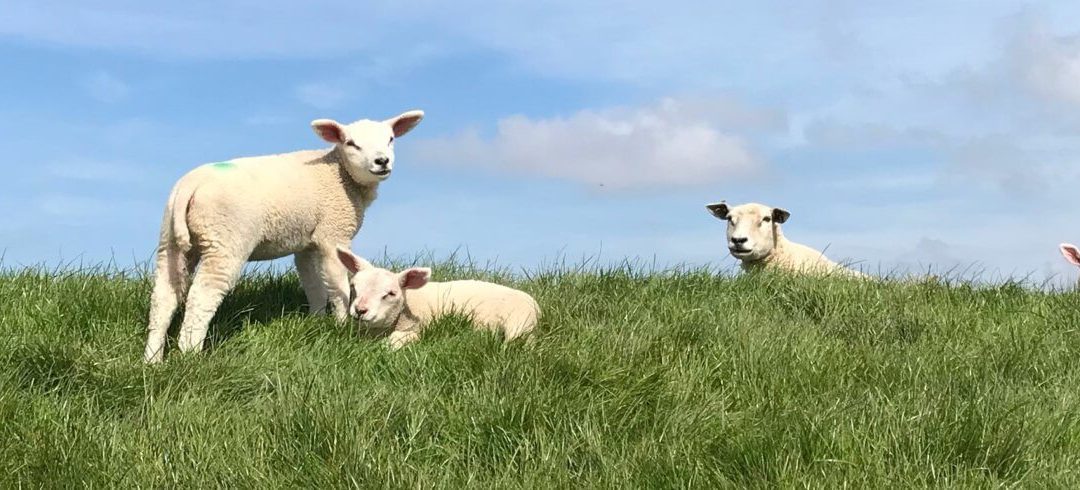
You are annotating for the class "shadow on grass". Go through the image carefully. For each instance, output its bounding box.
[157,273,312,352]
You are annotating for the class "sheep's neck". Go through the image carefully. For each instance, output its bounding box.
[390,291,423,334]
[323,147,379,218]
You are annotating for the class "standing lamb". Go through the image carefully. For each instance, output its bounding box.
[705,201,866,277]
[335,247,540,350]
[144,110,424,363]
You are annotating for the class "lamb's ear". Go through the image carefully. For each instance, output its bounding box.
[399,267,431,289]
[335,246,371,274]
[705,202,730,220]
[385,110,424,137]
[1060,243,1080,266]
[312,119,348,144]
[771,207,791,224]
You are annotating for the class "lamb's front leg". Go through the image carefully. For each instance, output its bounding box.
[317,246,352,322]
[387,330,421,350]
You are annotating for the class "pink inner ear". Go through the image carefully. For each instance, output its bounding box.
[400,268,430,289]
[392,115,421,137]
[1061,244,1080,266]
[316,123,345,144]
[336,249,361,273]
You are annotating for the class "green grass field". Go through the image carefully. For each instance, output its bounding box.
[1,262,1079,487]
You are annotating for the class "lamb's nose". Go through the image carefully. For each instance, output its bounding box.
[731,237,748,245]
[356,308,368,316]
[374,156,389,166]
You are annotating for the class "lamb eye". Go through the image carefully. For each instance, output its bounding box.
[347,141,361,150]
[384,291,396,299]
[763,216,771,223]
[388,136,394,144]
[349,285,356,302]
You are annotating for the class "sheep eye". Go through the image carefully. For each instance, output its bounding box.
[349,285,356,302]
[388,136,394,144]
[347,141,361,150]
[763,216,772,223]
[384,291,396,299]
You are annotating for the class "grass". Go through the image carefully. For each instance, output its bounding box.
[1,261,1079,488]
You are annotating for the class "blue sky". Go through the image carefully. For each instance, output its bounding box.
[2,1,1080,283]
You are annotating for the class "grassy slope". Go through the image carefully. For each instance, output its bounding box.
[0,264,1078,488]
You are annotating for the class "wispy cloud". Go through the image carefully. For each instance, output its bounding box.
[43,159,149,183]
[294,82,349,109]
[81,70,129,103]
[243,114,289,126]
[415,97,779,189]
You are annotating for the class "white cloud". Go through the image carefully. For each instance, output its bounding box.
[414,97,775,189]
[1012,21,1080,107]
[82,71,129,103]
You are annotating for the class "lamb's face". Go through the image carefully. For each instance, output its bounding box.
[311,110,424,185]
[347,268,408,325]
[705,201,790,262]
[339,120,398,184]
[335,247,431,327]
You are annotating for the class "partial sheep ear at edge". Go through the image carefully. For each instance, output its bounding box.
[1060,243,1080,266]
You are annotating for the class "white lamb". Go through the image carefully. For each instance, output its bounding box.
[144,110,424,363]
[335,247,540,349]
[705,201,866,277]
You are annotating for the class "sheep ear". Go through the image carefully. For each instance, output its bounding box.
[705,202,730,220]
[312,119,348,144]
[1060,243,1080,266]
[399,267,431,289]
[386,110,424,137]
[772,207,790,224]
[335,246,371,274]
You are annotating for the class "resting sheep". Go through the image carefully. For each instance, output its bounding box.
[705,201,866,277]
[335,247,540,349]
[143,110,424,363]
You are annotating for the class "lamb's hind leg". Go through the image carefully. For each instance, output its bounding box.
[295,249,328,314]
[176,251,245,354]
[144,244,192,363]
[317,245,352,322]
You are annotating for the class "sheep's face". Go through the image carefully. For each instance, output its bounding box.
[706,201,790,262]
[311,110,424,185]
[336,247,430,327]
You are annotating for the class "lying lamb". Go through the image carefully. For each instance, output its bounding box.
[144,110,424,363]
[705,201,866,277]
[336,247,540,349]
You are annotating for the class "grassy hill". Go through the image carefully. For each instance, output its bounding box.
[0,263,1078,487]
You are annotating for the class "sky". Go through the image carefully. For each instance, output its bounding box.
[2,1,1080,284]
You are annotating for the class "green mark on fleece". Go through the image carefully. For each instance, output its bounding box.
[208,161,235,170]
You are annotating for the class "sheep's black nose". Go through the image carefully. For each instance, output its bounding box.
[731,237,748,245]
[374,157,389,166]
